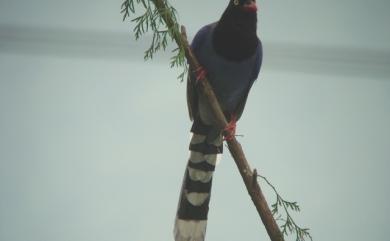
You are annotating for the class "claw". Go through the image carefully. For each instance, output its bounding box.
[223,114,237,141]
[194,66,207,83]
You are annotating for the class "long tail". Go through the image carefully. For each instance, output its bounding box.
[174,121,223,241]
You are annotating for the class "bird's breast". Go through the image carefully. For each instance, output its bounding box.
[196,39,256,112]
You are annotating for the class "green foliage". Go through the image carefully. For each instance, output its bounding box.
[259,174,313,241]
[121,0,188,82]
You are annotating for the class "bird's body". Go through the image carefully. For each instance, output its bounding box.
[175,1,262,240]
[191,23,261,113]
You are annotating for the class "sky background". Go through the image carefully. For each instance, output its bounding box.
[0,1,390,241]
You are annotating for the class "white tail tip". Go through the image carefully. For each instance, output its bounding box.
[174,218,207,241]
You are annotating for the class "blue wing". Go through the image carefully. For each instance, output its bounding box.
[251,39,263,83]
[187,24,214,121]
[234,40,263,119]
[191,24,213,55]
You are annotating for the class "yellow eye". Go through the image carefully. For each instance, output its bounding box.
[233,0,239,6]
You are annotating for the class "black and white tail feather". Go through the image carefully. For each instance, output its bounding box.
[174,119,223,241]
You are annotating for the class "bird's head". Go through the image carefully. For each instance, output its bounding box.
[231,0,258,13]
[213,0,259,61]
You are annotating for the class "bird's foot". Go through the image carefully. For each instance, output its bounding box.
[223,114,237,141]
[194,66,207,83]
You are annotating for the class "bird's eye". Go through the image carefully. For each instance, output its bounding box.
[233,0,239,6]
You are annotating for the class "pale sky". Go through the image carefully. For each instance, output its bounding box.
[0,1,389,241]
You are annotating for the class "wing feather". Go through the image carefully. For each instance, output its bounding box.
[187,24,213,121]
[234,40,263,120]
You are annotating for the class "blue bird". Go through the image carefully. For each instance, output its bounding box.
[174,0,262,240]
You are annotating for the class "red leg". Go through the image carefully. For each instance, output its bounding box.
[194,66,207,83]
[223,113,237,141]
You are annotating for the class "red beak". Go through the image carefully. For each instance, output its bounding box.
[243,1,257,12]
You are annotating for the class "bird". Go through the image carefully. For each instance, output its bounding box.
[174,0,262,241]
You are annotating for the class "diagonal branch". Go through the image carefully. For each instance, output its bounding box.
[149,1,285,241]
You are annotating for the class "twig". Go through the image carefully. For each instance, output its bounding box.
[258,175,313,241]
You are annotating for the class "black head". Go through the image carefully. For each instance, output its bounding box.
[221,0,258,30]
[212,0,259,61]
